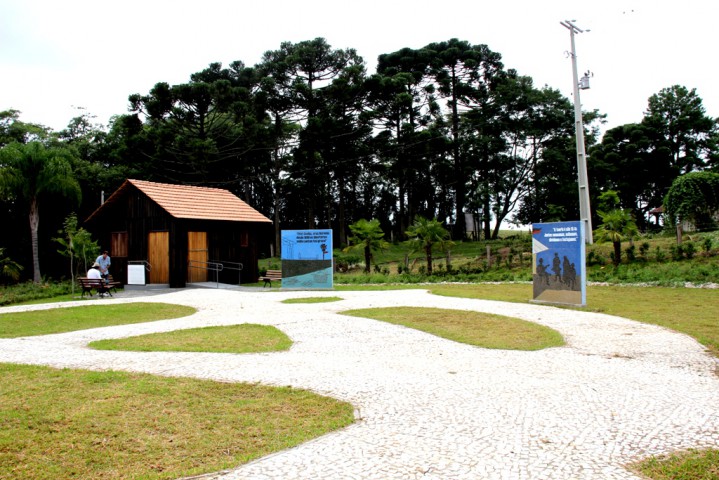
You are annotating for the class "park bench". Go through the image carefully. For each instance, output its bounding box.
[259,269,282,287]
[105,275,122,294]
[78,277,112,297]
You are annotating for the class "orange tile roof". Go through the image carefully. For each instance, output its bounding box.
[87,179,271,223]
[128,179,272,222]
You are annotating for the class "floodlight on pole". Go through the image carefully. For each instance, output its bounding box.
[560,19,594,244]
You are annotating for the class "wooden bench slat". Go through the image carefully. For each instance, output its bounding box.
[78,277,114,297]
[259,269,282,287]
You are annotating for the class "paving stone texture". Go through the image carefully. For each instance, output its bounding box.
[1,288,718,479]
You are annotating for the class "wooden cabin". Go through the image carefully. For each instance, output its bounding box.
[85,179,272,287]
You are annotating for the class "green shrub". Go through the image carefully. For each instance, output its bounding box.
[334,254,361,273]
[639,242,651,260]
[671,244,684,261]
[0,281,74,306]
[703,237,713,253]
[587,250,607,266]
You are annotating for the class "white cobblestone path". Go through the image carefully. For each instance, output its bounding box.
[1,288,718,479]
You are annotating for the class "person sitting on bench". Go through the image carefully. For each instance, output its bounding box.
[87,262,109,297]
[87,262,102,280]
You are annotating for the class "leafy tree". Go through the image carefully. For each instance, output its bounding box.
[513,103,604,230]
[424,39,504,237]
[642,85,718,174]
[312,55,372,245]
[588,123,665,230]
[262,38,364,230]
[593,191,639,267]
[128,61,264,187]
[464,76,576,239]
[0,247,23,282]
[589,86,718,231]
[0,109,49,147]
[343,219,390,273]
[370,47,439,237]
[53,213,100,290]
[256,56,304,255]
[664,171,719,233]
[0,142,81,282]
[405,216,454,275]
[54,109,132,220]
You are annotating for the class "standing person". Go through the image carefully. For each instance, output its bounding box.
[96,250,111,284]
[551,252,562,283]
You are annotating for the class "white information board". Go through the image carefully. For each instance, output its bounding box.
[127,265,146,285]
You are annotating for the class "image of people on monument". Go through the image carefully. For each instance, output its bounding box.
[532,221,585,306]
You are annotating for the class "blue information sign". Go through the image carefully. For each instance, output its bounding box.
[531,221,586,306]
[280,229,333,289]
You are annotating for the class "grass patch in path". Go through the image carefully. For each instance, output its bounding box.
[428,282,719,479]
[0,363,354,480]
[0,303,196,338]
[89,324,292,353]
[428,283,719,357]
[342,306,564,351]
[282,296,343,304]
[630,448,719,479]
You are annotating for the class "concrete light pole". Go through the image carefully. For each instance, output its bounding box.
[560,20,593,244]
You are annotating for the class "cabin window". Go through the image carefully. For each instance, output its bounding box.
[111,232,128,257]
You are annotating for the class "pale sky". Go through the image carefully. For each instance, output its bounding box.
[1,0,717,135]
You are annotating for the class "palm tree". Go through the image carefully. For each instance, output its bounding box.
[344,218,389,273]
[405,216,454,275]
[0,141,81,282]
[0,247,23,282]
[594,208,639,267]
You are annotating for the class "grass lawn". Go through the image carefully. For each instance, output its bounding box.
[425,282,719,477]
[0,302,349,479]
[0,303,196,338]
[427,283,719,357]
[342,306,563,351]
[0,363,354,480]
[629,448,719,479]
[282,296,343,304]
[2,283,718,478]
[89,324,292,353]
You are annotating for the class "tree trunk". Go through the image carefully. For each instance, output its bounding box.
[29,196,41,283]
[272,154,282,257]
[273,188,281,258]
[483,197,491,240]
[338,176,347,247]
[613,241,622,267]
[364,245,371,273]
[425,245,433,275]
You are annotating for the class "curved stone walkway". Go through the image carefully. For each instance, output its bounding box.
[1,288,718,479]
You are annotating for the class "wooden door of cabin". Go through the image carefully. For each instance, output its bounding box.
[148,231,169,284]
[187,231,208,282]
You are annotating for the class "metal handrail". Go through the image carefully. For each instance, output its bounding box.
[188,260,224,287]
[128,260,152,272]
[188,260,244,287]
[215,260,243,285]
